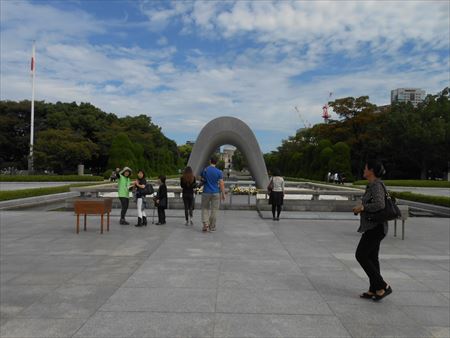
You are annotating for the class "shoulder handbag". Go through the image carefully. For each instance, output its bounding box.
[267,178,274,192]
[365,183,401,222]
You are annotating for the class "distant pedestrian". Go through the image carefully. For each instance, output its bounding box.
[327,171,332,183]
[353,159,392,301]
[201,157,226,232]
[333,172,339,184]
[154,175,167,225]
[180,166,197,226]
[133,169,149,227]
[118,167,132,225]
[268,168,284,221]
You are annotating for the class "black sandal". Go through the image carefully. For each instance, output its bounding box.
[373,285,392,301]
[359,292,374,299]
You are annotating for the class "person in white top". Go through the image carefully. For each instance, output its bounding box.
[268,169,285,221]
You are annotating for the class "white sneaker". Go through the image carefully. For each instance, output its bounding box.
[185,221,189,226]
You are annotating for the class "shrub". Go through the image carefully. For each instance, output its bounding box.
[390,191,450,208]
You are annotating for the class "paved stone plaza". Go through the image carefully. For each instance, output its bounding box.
[0,209,449,337]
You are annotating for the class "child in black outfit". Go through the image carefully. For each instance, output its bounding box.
[155,175,167,225]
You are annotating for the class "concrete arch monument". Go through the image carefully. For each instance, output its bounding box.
[187,116,269,189]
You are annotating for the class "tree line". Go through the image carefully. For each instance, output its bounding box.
[264,89,450,181]
[0,101,182,176]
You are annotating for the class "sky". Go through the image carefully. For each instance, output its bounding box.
[1,0,449,152]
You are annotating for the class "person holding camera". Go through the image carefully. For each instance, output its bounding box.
[133,169,151,227]
[118,167,132,225]
[352,159,392,301]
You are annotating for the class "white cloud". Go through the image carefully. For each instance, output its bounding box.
[1,0,449,152]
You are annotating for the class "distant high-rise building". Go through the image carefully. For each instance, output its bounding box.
[391,88,426,107]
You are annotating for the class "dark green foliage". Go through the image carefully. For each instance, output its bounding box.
[266,90,449,181]
[232,149,247,171]
[0,101,181,175]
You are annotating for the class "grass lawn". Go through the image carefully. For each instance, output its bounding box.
[0,183,105,202]
[0,175,104,182]
[390,191,450,208]
[353,179,450,188]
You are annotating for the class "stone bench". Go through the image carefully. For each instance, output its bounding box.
[73,198,112,234]
[393,205,409,240]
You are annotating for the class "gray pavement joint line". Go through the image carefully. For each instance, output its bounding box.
[69,229,176,338]
[265,212,354,338]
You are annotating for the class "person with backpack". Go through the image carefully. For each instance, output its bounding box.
[154,175,168,225]
[180,166,197,226]
[118,167,132,225]
[133,169,152,227]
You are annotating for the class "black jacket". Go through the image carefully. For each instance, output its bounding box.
[156,184,168,209]
[180,177,197,197]
[136,177,147,199]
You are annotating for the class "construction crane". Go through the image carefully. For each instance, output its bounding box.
[294,106,311,129]
[322,92,333,123]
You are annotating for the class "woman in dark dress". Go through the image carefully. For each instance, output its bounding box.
[155,175,167,225]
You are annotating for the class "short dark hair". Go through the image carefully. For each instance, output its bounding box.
[366,159,385,178]
[210,157,218,165]
[272,168,281,176]
[159,175,166,183]
[137,169,146,178]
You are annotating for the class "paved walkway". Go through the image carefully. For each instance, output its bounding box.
[1,210,449,337]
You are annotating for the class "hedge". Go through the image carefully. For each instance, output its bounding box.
[0,175,104,182]
[390,191,450,208]
[0,183,103,202]
[353,180,450,188]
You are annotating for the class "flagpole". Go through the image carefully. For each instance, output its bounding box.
[28,41,36,173]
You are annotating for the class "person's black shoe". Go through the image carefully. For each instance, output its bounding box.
[142,216,147,226]
[373,285,392,301]
[272,217,276,221]
[120,218,127,225]
[135,217,143,227]
[276,217,280,221]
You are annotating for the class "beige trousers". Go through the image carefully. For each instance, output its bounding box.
[201,193,220,227]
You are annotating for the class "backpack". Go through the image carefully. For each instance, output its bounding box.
[144,183,154,195]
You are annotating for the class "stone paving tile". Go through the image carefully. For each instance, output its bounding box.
[216,288,333,315]
[73,311,215,338]
[122,269,219,289]
[213,313,351,338]
[0,318,86,337]
[16,285,118,319]
[218,271,315,291]
[400,305,450,327]
[100,287,217,313]
[327,302,419,326]
[1,210,449,338]
[341,322,436,338]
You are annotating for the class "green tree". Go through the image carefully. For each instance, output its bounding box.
[107,133,138,171]
[34,129,99,174]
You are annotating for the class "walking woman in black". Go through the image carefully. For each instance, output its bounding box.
[353,159,392,301]
[155,175,167,225]
[180,166,197,226]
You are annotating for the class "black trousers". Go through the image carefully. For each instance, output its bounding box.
[355,224,387,292]
[183,195,194,221]
[119,197,129,219]
[272,204,282,218]
[157,207,166,223]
